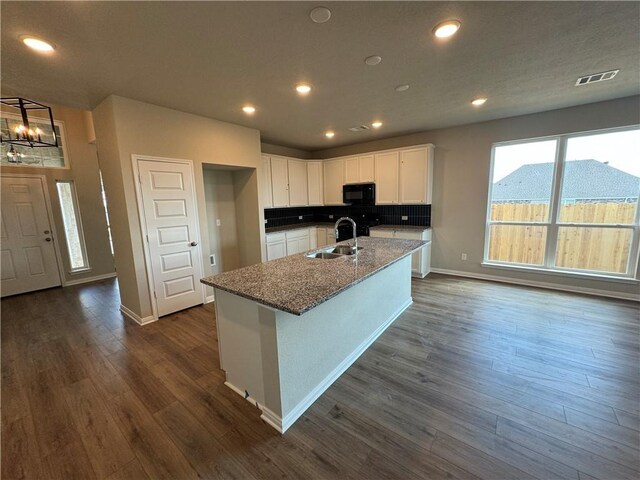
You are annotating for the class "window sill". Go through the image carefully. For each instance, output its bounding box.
[481,262,639,284]
[69,267,92,275]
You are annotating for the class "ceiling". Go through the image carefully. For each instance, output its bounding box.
[2,1,639,151]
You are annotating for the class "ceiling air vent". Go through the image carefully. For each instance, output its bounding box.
[348,125,370,132]
[575,69,619,86]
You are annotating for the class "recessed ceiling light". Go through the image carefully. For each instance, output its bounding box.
[365,55,382,66]
[310,6,332,24]
[325,131,335,138]
[296,83,312,95]
[20,35,55,52]
[471,97,487,106]
[371,121,383,128]
[242,105,256,114]
[395,84,410,92]
[433,20,461,38]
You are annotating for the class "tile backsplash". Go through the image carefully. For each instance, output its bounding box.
[264,205,431,228]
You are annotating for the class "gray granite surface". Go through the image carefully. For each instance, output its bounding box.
[201,237,425,316]
[265,222,335,234]
[369,225,431,232]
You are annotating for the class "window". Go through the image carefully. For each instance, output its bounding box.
[0,113,68,168]
[485,126,640,278]
[56,180,90,272]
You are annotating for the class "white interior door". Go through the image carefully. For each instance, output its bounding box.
[137,159,204,317]
[1,176,61,297]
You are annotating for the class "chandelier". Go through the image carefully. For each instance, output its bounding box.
[0,97,58,148]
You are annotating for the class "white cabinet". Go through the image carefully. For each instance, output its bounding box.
[261,155,273,208]
[270,156,289,207]
[316,227,328,248]
[288,159,308,207]
[307,161,324,206]
[370,228,431,278]
[374,151,399,204]
[327,229,336,244]
[285,228,311,255]
[359,155,375,182]
[344,155,375,184]
[309,227,317,249]
[265,232,287,261]
[399,146,434,204]
[324,158,344,205]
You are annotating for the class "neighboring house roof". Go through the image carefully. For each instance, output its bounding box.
[492,159,640,202]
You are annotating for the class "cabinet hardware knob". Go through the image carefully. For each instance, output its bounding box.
[45,237,52,242]
[190,241,198,247]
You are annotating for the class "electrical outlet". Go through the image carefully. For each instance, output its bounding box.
[209,254,216,266]
[401,215,408,221]
[329,215,334,219]
[216,219,221,226]
[461,253,467,261]
[299,216,303,220]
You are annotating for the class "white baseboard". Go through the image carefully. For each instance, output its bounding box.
[221,297,413,433]
[205,295,215,304]
[119,304,157,326]
[430,268,640,302]
[64,272,117,287]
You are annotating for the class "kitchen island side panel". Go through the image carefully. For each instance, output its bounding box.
[274,256,412,424]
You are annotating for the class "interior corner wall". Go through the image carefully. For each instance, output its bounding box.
[0,100,115,285]
[260,142,312,159]
[92,95,264,319]
[312,96,640,298]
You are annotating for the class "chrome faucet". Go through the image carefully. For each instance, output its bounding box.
[334,217,357,251]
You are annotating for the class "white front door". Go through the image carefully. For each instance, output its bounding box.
[137,159,204,317]
[1,176,61,297]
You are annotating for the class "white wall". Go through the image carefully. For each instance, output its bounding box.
[313,96,640,299]
[92,95,265,319]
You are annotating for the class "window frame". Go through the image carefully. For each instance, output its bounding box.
[483,125,640,280]
[55,179,91,274]
[0,112,71,170]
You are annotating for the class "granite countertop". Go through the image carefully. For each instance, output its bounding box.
[370,225,431,232]
[201,237,425,316]
[265,222,335,234]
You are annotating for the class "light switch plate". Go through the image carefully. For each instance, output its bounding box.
[401,215,408,221]
[216,219,221,226]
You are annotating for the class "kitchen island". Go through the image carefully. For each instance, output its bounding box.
[200,236,425,432]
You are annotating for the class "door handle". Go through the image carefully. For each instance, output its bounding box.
[190,241,198,247]
[45,237,52,242]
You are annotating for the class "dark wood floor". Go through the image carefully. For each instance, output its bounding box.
[2,274,639,480]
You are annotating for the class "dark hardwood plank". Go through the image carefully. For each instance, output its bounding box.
[2,416,43,480]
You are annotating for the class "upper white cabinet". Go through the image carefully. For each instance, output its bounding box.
[261,154,273,209]
[307,161,324,206]
[288,159,308,207]
[324,158,344,205]
[399,146,434,204]
[374,151,400,204]
[344,155,375,184]
[270,156,290,207]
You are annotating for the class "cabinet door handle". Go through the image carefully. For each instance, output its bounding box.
[190,241,198,247]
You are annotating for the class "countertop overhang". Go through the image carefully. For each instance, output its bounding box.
[200,237,426,315]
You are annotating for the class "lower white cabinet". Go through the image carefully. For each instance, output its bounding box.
[286,228,311,255]
[316,227,328,248]
[265,232,287,261]
[370,228,431,278]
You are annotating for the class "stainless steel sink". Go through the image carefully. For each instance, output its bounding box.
[305,251,343,260]
[329,245,363,256]
[305,245,363,260]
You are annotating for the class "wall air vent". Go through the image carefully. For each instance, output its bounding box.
[575,69,619,86]
[348,125,370,132]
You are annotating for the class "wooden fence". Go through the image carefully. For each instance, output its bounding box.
[488,203,636,273]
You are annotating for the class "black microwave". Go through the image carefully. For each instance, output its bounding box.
[343,183,375,205]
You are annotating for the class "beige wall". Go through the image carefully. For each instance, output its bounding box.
[313,96,640,298]
[261,142,312,159]
[1,101,115,284]
[203,168,241,275]
[92,95,264,319]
